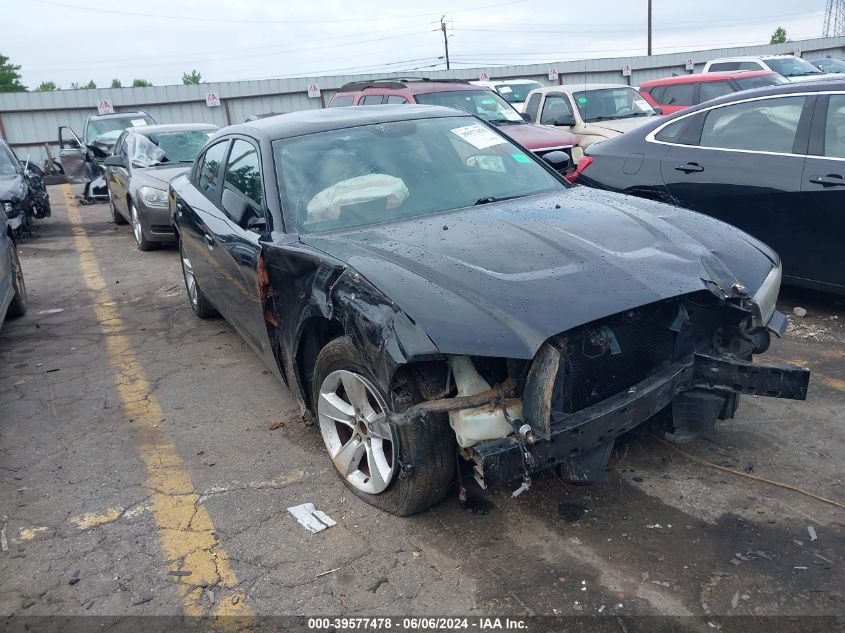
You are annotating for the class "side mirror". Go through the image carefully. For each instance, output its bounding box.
[104,155,125,167]
[542,150,572,171]
[520,112,531,122]
[553,114,576,127]
[222,188,251,225]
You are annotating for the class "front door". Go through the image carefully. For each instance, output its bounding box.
[660,94,811,279]
[798,93,845,288]
[58,126,91,184]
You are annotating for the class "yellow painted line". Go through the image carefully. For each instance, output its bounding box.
[17,527,48,541]
[62,185,253,622]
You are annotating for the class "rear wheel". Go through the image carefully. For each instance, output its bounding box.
[180,241,217,318]
[7,243,27,318]
[312,336,455,516]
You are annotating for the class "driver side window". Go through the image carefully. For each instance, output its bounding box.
[540,95,574,125]
[223,140,264,216]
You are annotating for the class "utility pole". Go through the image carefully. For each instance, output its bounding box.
[647,0,652,56]
[441,15,451,70]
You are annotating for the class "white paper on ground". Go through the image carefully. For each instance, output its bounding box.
[287,503,337,533]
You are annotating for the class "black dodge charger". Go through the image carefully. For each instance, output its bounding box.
[170,105,809,515]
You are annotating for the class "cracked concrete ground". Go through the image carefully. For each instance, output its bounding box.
[0,185,843,621]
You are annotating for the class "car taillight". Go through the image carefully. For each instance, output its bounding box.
[567,156,593,183]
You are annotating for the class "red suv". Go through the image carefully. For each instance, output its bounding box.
[329,79,579,177]
[639,70,786,114]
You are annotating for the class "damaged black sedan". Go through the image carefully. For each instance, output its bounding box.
[171,105,809,516]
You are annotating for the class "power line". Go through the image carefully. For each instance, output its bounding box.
[28,0,528,24]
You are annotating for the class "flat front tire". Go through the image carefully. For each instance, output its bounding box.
[312,336,455,516]
[7,244,27,318]
[131,203,155,251]
[180,241,217,318]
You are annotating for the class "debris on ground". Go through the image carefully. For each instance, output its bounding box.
[808,526,818,541]
[558,502,587,523]
[287,503,336,533]
[269,420,285,430]
[793,307,808,318]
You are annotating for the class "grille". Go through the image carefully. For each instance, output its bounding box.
[552,303,677,414]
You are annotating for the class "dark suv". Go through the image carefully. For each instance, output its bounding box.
[329,79,580,178]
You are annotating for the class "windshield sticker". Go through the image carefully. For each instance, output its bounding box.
[450,124,507,149]
[577,97,588,104]
[511,153,531,164]
[498,86,513,94]
[502,109,523,121]
[130,119,148,126]
[634,99,652,112]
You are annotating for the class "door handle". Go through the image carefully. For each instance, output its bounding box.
[204,233,214,251]
[808,174,845,187]
[675,162,704,174]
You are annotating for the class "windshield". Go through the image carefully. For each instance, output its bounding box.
[0,145,19,176]
[812,57,845,73]
[495,81,543,104]
[572,87,657,122]
[764,57,823,77]
[274,116,564,233]
[735,74,789,90]
[129,130,215,167]
[87,115,155,144]
[414,90,524,124]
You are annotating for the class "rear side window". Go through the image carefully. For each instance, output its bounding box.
[824,95,845,158]
[329,95,354,107]
[700,96,806,153]
[699,81,734,103]
[524,93,541,122]
[360,95,385,105]
[224,139,263,209]
[196,140,229,196]
[648,85,667,104]
[708,62,740,72]
[385,95,408,104]
[662,84,695,107]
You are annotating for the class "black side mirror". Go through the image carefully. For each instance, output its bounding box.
[542,150,572,171]
[104,155,125,167]
[520,112,531,122]
[222,188,251,225]
[553,114,576,127]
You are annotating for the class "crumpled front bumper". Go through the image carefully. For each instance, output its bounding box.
[469,351,810,488]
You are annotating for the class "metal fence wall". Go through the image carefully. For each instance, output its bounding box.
[3,35,845,164]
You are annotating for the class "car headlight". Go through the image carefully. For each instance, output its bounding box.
[752,263,781,327]
[139,186,168,208]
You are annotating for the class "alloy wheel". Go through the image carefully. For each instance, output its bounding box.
[181,250,198,307]
[317,370,397,495]
[11,248,26,304]
[131,204,143,246]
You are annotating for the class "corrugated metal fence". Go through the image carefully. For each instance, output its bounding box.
[2,36,845,164]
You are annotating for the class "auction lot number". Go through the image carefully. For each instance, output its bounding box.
[309,617,526,630]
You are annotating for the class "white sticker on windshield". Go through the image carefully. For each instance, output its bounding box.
[130,119,148,126]
[450,124,507,149]
[498,85,513,94]
[633,99,652,112]
[502,109,523,121]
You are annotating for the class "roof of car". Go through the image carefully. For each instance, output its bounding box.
[228,104,471,140]
[127,123,219,135]
[335,78,478,94]
[530,83,633,95]
[640,70,778,87]
[707,55,796,62]
[88,111,152,121]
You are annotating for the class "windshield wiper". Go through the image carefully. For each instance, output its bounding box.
[474,194,524,205]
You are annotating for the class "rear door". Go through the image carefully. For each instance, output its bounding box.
[659,94,812,274]
[798,92,845,288]
[176,139,230,306]
[208,138,272,358]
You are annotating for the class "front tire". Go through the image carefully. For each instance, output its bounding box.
[7,244,27,318]
[131,203,155,251]
[312,336,455,516]
[180,241,217,318]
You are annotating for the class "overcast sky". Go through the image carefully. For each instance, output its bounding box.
[0,0,829,89]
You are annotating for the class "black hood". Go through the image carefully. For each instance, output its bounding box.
[302,188,777,359]
[0,174,26,203]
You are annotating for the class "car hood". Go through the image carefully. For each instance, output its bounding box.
[586,116,660,135]
[133,165,192,187]
[500,122,579,149]
[302,187,776,359]
[0,174,25,203]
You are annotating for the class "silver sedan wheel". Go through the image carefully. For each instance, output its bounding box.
[318,370,397,495]
[181,252,198,307]
[131,204,143,245]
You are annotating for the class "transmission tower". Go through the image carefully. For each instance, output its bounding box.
[824,0,845,37]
